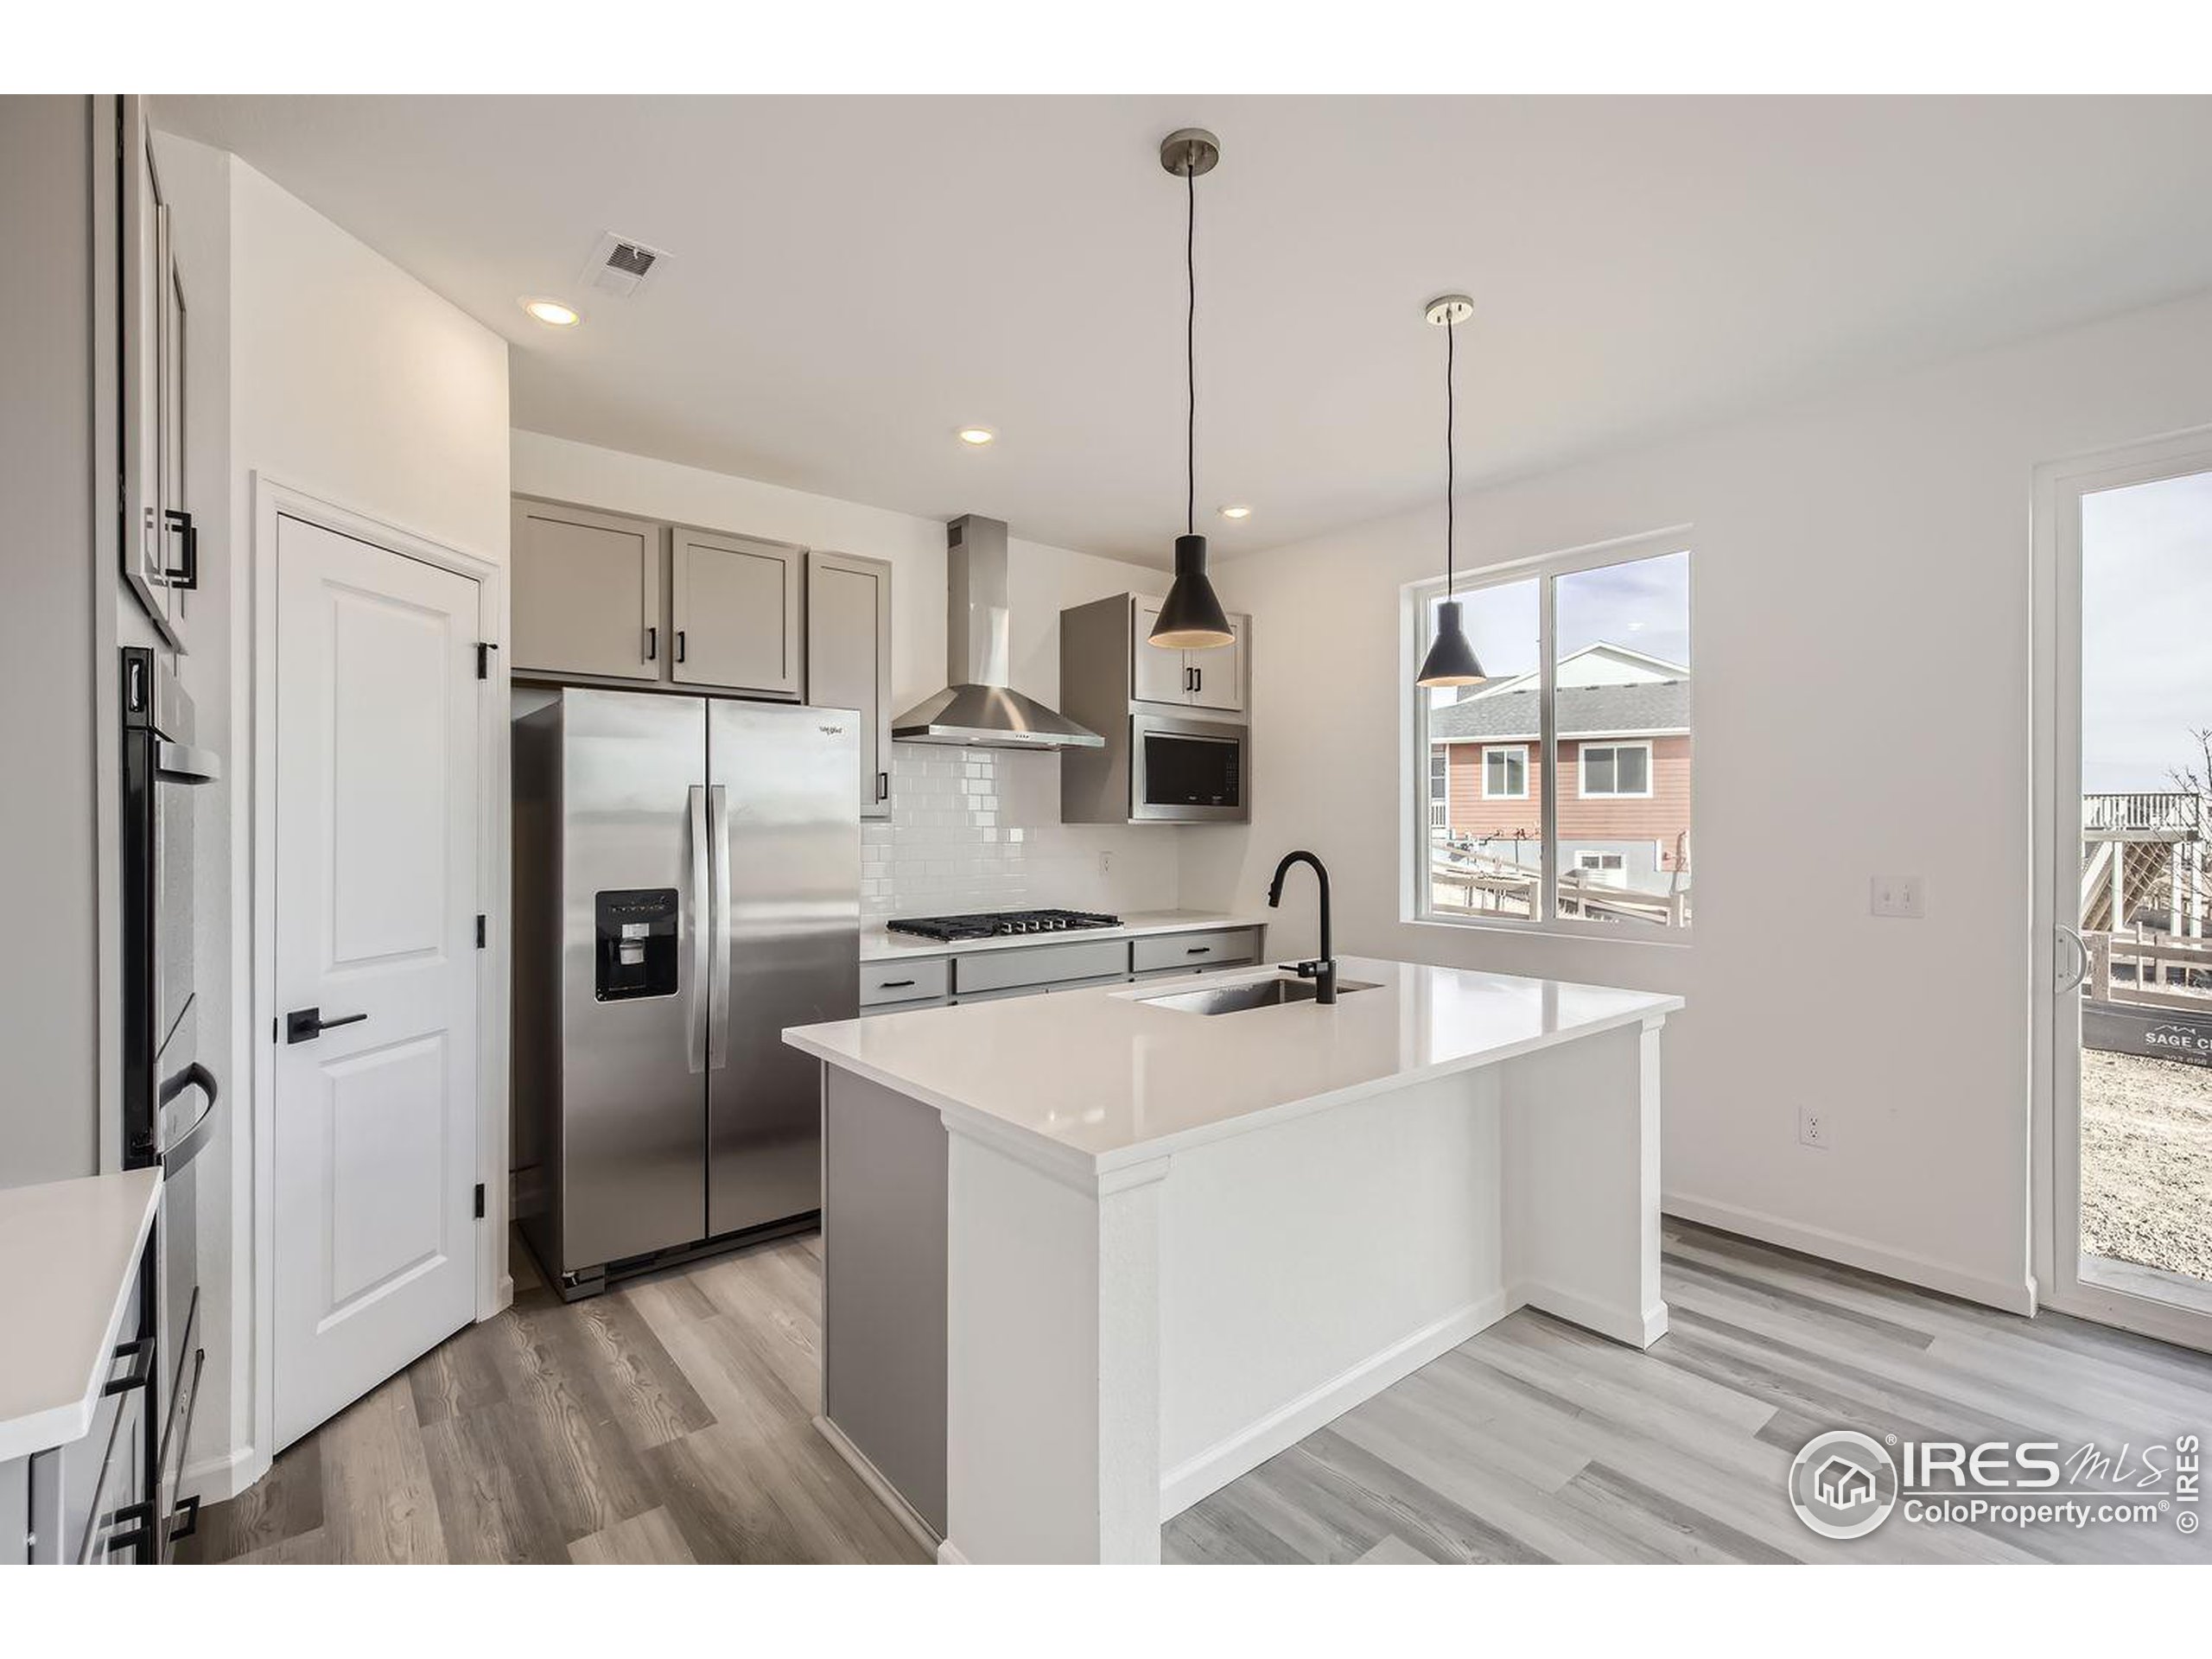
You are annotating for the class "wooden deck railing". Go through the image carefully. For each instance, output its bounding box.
[1430,846,1689,928]
[2083,792,2204,841]
[2083,927,2212,1010]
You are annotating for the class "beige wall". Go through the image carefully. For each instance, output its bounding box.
[165,145,512,1495]
[0,99,101,1187]
[1192,283,2212,1312]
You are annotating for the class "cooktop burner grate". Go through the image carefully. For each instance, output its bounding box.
[886,907,1122,943]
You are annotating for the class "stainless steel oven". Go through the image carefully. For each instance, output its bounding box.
[1129,714,1247,823]
[119,645,218,1561]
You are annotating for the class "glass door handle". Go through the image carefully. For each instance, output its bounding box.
[2056,924,2090,995]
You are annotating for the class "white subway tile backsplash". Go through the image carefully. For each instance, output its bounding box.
[863,747,1179,923]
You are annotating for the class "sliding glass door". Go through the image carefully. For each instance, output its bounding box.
[2039,439,2212,1352]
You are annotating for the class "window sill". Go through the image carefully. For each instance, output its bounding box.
[1402,912,1694,950]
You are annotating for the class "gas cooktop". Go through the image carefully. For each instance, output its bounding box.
[886,908,1122,944]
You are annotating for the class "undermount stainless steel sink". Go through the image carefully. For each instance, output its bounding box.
[1136,975,1379,1016]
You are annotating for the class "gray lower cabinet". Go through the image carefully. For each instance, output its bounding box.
[1130,927,1259,975]
[512,497,664,682]
[671,526,804,696]
[855,928,1264,1013]
[805,550,893,817]
[861,957,950,1006]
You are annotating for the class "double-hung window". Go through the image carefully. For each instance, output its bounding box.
[1580,741,1652,798]
[1411,537,1692,932]
[1483,745,1529,800]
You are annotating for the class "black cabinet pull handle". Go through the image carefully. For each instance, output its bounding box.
[1186,945,1211,955]
[677,629,687,664]
[103,1336,155,1397]
[1194,666,1202,694]
[646,626,658,661]
[876,771,888,801]
[286,1007,368,1045]
[168,1493,202,1546]
[879,979,916,989]
[162,509,199,590]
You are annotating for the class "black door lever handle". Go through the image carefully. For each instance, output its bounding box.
[286,1007,368,1045]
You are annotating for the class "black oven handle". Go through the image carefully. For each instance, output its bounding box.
[157,1062,219,1176]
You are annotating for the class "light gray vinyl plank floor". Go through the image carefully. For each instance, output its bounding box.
[180,1220,2212,1566]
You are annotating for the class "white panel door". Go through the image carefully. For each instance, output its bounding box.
[273,514,482,1448]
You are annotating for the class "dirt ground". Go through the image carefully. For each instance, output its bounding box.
[2080,1048,2212,1282]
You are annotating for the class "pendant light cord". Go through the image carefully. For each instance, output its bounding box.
[1445,314,1457,596]
[1186,161,1197,538]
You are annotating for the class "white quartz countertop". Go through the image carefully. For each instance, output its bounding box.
[859,909,1270,962]
[787,957,1681,1175]
[0,1169,160,1461]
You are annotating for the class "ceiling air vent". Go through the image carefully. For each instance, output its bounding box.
[582,231,670,298]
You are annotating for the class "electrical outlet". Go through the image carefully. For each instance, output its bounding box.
[1799,1107,1827,1150]
[1871,874,1925,918]
[1099,850,1114,877]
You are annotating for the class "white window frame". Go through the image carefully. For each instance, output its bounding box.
[1482,743,1529,800]
[1427,748,1450,833]
[1401,525,1693,943]
[1575,850,1626,872]
[1578,740,1654,799]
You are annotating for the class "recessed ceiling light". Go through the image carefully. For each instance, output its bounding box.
[957,427,996,447]
[1217,505,1253,521]
[522,297,581,328]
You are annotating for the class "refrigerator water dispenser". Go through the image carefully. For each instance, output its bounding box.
[594,888,678,1001]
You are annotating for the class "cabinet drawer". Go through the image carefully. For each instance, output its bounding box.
[1130,928,1260,975]
[861,957,951,1007]
[953,938,1129,995]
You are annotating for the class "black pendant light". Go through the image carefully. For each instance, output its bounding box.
[1148,128,1235,651]
[1415,293,1486,688]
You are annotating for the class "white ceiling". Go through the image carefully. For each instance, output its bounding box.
[162,94,2212,566]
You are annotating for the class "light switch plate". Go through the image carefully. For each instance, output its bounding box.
[1871,874,1925,918]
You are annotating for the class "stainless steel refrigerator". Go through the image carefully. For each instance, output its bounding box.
[512,689,859,1298]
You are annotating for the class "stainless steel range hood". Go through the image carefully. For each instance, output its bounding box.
[892,515,1104,750]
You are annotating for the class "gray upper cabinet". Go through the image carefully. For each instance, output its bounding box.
[512,498,663,682]
[671,527,803,697]
[1128,596,1248,716]
[1185,614,1246,714]
[805,550,893,818]
[1129,599,1190,705]
[122,97,188,650]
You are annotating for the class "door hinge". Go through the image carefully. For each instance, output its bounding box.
[473,1182,486,1220]
[475,913,486,949]
[476,641,498,679]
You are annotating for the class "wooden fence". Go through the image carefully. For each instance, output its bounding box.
[2083,927,2212,1011]
[1431,849,1689,928]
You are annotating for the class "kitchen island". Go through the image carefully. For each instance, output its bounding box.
[783,957,1681,1565]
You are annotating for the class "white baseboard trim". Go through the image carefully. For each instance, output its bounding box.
[937,1539,971,1565]
[181,1441,259,1504]
[812,1414,941,1558]
[1156,1289,1512,1522]
[1663,1192,2037,1316]
[1516,1282,1669,1348]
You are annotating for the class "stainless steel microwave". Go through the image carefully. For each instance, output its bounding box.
[1129,715,1247,822]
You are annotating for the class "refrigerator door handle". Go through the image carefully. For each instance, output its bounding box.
[687,785,709,1073]
[708,782,732,1071]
